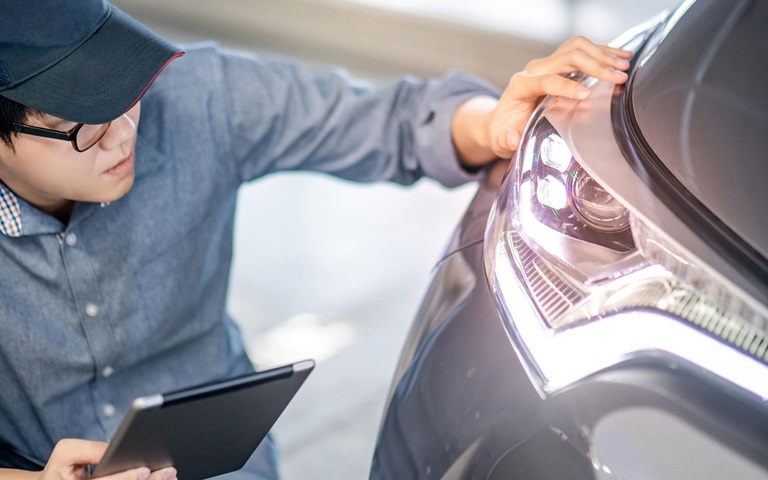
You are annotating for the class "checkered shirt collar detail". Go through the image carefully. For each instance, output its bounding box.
[0,182,22,237]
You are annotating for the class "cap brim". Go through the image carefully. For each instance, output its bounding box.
[1,6,182,124]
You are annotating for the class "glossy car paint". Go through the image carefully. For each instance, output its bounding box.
[631,0,768,268]
[371,1,768,478]
[371,176,768,479]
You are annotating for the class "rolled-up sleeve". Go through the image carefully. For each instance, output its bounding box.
[200,46,500,187]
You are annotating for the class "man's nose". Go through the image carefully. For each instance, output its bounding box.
[98,111,137,150]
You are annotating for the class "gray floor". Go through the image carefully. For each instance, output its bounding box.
[228,175,475,479]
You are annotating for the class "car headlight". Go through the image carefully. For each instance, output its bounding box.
[484,112,768,398]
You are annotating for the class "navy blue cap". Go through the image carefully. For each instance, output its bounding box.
[0,0,183,124]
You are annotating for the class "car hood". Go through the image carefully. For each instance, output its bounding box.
[631,0,768,261]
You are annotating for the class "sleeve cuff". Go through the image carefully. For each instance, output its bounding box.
[414,71,500,188]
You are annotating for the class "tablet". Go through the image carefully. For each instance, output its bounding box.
[92,360,314,480]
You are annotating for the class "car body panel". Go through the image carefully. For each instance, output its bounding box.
[632,0,768,262]
[371,200,768,478]
[371,1,768,478]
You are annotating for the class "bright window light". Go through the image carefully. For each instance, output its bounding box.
[337,0,681,43]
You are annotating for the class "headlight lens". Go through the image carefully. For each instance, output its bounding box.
[570,165,631,233]
[485,114,768,398]
[519,119,634,255]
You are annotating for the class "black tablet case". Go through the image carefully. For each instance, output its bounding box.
[92,360,314,480]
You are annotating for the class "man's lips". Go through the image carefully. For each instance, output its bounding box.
[103,153,135,176]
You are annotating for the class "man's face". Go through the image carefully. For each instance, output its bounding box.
[0,103,141,216]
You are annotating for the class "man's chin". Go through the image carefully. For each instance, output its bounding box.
[92,175,135,204]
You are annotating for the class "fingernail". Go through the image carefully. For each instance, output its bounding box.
[137,467,151,480]
[577,86,591,98]
[163,467,177,480]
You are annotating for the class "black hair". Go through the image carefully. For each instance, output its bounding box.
[0,94,36,150]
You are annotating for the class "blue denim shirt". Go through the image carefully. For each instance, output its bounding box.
[0,44,497,474]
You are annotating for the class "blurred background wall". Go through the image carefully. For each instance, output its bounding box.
[111,1,680,478]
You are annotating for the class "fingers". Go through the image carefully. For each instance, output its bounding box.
[527,49,628,84]
[101,467,151,480]
[486,35,630,160]
[44,439,108,480]
[148,467,177,480]
[45,440,176,480]
[50,439,109,467]
[104,466,176,480]
[507,72,589,102]
[554,35,632,60]
[526,35,631,85]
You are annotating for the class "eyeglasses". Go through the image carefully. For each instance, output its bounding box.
[11,121,112,152]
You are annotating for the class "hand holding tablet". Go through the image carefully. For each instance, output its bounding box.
[91,360,314,480]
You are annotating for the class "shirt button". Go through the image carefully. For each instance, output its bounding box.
[65,233,77,246]
[102,403,116,418]
[102,366,115,378]
[85,303,99,317]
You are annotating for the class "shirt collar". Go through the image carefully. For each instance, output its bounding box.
[0,182,64,237]
[0,181,23,237]
[0,182,104,238]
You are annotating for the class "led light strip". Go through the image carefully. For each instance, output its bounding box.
[490,242,768,401]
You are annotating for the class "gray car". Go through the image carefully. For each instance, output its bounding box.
[370,0,768,478]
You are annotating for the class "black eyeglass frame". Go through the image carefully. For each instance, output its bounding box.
[11,122,112,152]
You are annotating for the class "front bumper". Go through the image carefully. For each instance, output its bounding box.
[371,174,768,480]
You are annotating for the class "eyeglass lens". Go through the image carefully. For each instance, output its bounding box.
[76,123,112,151]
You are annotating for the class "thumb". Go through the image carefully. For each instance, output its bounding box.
[50,439,109,467]
[505,129,521,152]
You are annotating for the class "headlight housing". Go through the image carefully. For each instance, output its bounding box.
[484,111,768,398]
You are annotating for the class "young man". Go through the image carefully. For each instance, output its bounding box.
[0,1,631,479]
